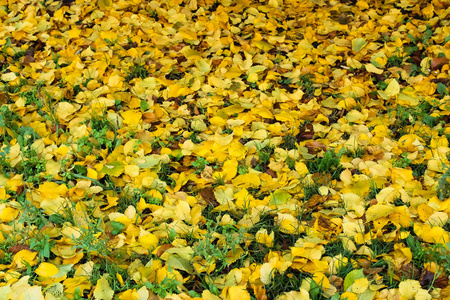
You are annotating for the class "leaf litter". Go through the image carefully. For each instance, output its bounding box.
[0,0,450,299]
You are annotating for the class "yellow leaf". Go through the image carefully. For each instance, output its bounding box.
[251,107,273,119]
[312,272,330,289]
[256,229,274,247]
[352,277,369,293]
[352,38,367,52]
[93,275,114,300]
[12,250,38,269]
[222,159,238,181]
[340,292,358,300]
[101,161,125,177]
[97,0,112,9]
[232,173,261,188]
[9,276,44,300]
[0,206,18,222]
[121,110,142,126]
[385,79,400,98]
[365,204,395,222]
[227,286,250,300]
[196,59,211,74]
[365,63,383,74]
[57,102,78,121]
[1,72,17,81]
[390,168,414,186]
[35,262,59,278]
[398,280,422,299]
[124,165,140,177]
[414,223,449,244]
[118,289,140,300]
[202,290,222,300]
[139,233,158,251]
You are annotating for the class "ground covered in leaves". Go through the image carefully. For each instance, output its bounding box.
[1,0,450,299]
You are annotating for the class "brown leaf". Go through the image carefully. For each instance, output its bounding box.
[199,188,219,207]
[395,263,420,280]
[251,157,258,168]
[0,92,7,105]
[419,269,435,288]
[265,169,277,178]
[357,258,371,268]
[410,50,423,65]
[433,273,449,289]
[420,269,448,288]
[430,57,449,71]
[156,244,174,257]
[297,123,314,141]
[142,112,157,122]
[8,245,31,254]
[22,55,35,65]
[305,194,325,211]
[329,275,343,291]
[305,141,326,154]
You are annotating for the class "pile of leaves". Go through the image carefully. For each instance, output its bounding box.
[1,0,450,299]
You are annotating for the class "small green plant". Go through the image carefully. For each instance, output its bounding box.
[30,234,55,261]
[19,82,45,108]
[144,273,181,298]
[193,221,245,275]
[188,131,203,144]
[237,163,249,175]
[392,153,412,168]
[386,54,403,68]
[222,127,233,135]
[255,144,275,172]
[0,106,20,144]
[265,269,311,300]
[343,146,365,159]
[17,191,49,230]
[437,165,450,200]
[298,74,315,99]
[77,114,120,156]
[279,133,297,150]
[302,181,320,202]
[110,221,126,235]
[158,163,176,188]
[366,180,381,200]
[306,150,342,180]
[376,79,388,90]
[410,163,427,178]
[117,188,162,213]
[192,157,209,174]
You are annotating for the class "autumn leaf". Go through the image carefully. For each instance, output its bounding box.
[0,0,449,298]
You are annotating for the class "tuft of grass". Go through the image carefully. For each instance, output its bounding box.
[343,146,365,159]
[255,144,275,172]
[279,132,297,150]
[158,163,176,188]
[306,150,342,181]
[192,157,209,174]
[298,74,315,99]
[117,188,162,213]
[265,269,311,300]
[125,62,149,81]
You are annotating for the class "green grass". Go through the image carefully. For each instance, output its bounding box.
[117,188,162,213]
[255,144,275,172]
[306,150,342,181]
[279,132,297,150]
[125,61,150,81]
